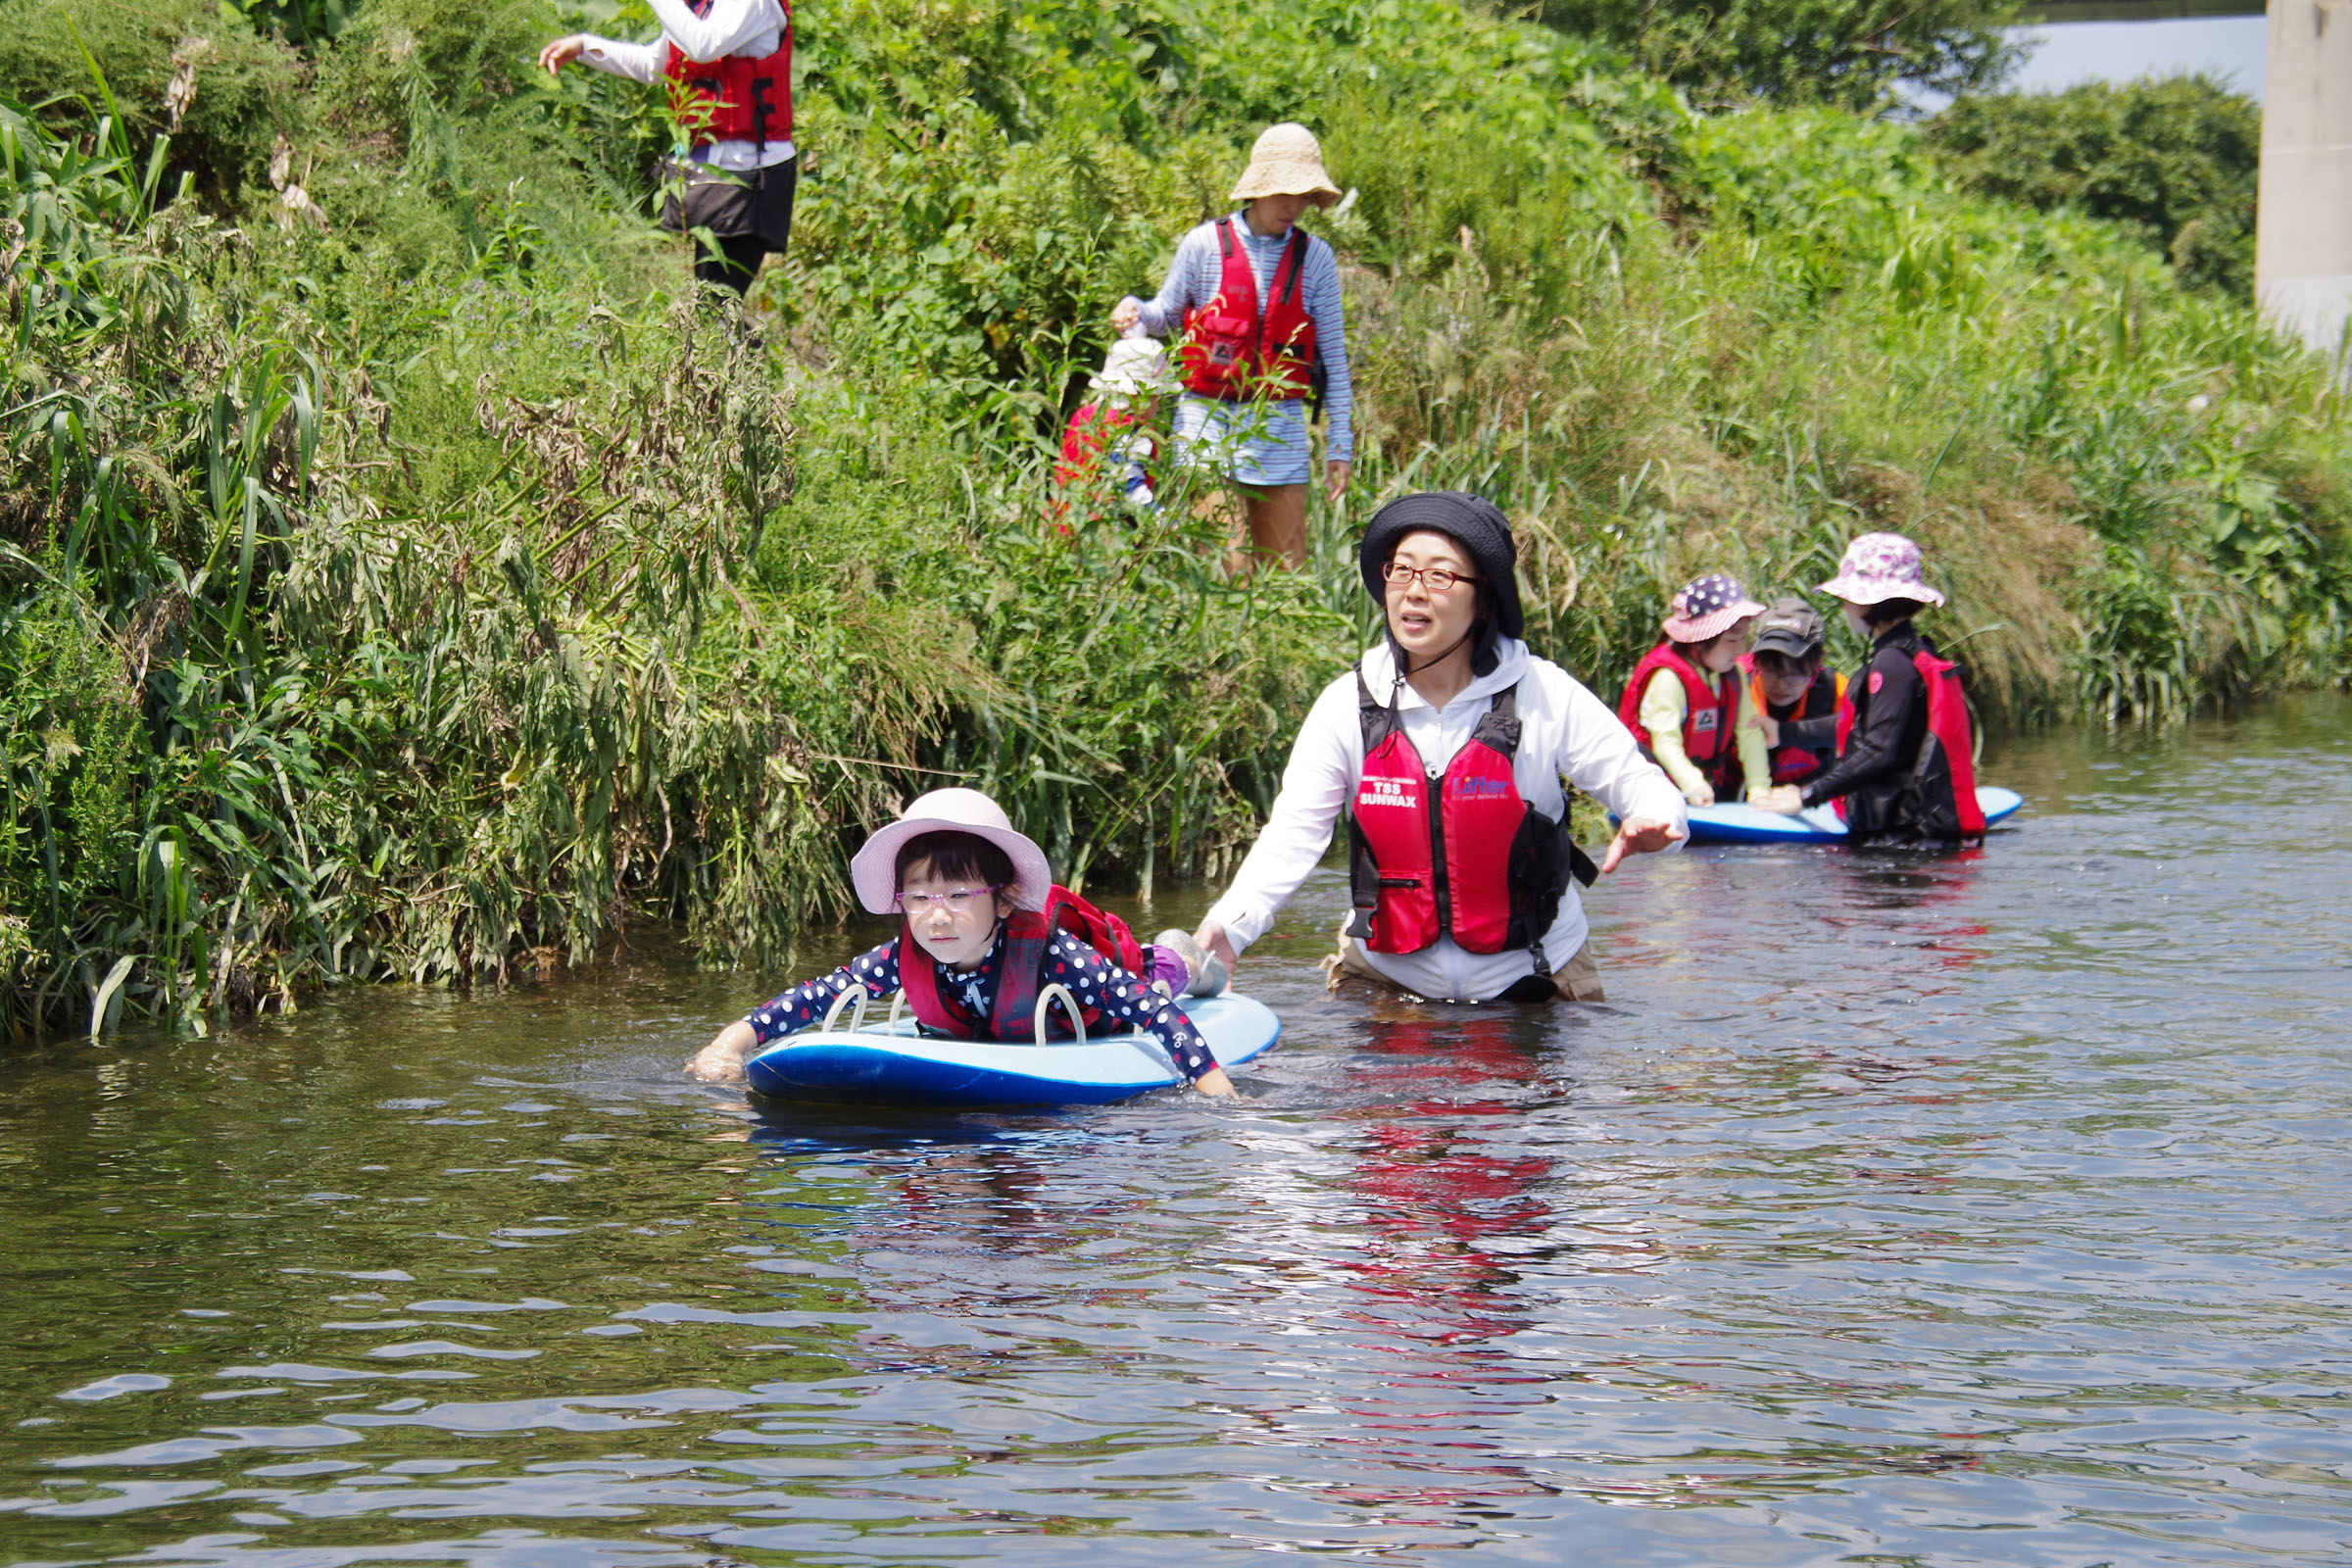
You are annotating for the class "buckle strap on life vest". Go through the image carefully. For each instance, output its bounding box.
[1347,672,1596,965]
[1354,673,1595,888]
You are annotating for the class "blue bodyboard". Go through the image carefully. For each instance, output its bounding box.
[1685,785,2024,846]
[744,993,1281,1109]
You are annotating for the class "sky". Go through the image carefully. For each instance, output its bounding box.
[2003,16,2268,99]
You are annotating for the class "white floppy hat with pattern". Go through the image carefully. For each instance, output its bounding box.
[1230,122,1342,209]
[849,789,1054,915]
[1818,532,1947,607]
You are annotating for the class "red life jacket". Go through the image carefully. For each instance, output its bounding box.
[1346,673,1591,957]
[1832,646,1984,842]
[1616,643,1741,784]
[897,885,1146,1041]
[1054,403,1143,489]
[663,0,793,148]
[1739,655,1848,785]
[1178,219,1316,402]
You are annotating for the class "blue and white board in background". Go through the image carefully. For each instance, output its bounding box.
[744,989,1281,1109]
[1684,785,2025,846]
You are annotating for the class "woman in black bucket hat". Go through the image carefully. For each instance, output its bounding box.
[1192,492,1688,1004]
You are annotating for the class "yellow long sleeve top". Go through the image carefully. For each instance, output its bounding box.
[1639,665,1772,803]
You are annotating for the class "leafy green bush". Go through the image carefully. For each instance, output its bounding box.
[1522,0,2019,108]
[0,0,299,200]
[6,0,2350,1039]
[1926,74,2260,297]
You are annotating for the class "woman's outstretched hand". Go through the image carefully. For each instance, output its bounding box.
[1193,919,1239,976]
[538,35,586,75]
[1600,815,1685,875]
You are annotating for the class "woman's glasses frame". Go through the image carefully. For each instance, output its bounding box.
[1381,562,1480,594]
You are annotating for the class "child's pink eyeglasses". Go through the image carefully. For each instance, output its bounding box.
[894,886,1003,913]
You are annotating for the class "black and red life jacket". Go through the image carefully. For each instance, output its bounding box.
[1738,655,1849,785]
[1178,218,1317,403]
[663,0,793,148]
[1346,673,1593,958]
[898,885,1145,1041]
[1616,643,1742,788]
[1834,646,1984,842]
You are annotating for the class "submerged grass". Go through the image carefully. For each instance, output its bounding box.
[4,0,2348,1036]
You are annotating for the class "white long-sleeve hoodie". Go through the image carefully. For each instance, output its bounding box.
[1204,637,1688,1002]
[578,0,795,172]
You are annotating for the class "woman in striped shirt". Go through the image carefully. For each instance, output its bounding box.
[1111,123,1354,571]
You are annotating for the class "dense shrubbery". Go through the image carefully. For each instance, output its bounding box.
[1521,0,2019,109]
[3,0,2347,1036]
[1926,74,2261,296]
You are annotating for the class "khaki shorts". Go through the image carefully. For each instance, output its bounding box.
[1320,921,1605,1003]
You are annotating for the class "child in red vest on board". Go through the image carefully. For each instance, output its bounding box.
[684,790,1236,1095]
[1739,598,1847,790]
[1616,574,1798,811]
[1800,534,1985,846]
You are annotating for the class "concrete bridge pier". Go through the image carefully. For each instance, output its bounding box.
[2257,0,2352,359]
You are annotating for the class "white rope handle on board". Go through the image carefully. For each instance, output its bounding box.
[820,983,869,1035]
[1032,982,1088,1048]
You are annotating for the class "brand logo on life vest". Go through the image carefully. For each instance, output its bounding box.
[1691,710,1719,733]
[1357,777,1415,807]
[1452,776,1513,799]
[1869,670,1885,694]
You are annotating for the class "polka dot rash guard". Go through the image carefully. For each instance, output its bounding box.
[742,931,1219,1080]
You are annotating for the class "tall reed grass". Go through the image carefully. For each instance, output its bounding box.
[4,0,2347,1037]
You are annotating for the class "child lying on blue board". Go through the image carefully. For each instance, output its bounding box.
[685,789,1239,1096]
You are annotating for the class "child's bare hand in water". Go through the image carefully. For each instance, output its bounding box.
[1194,1066,1238,1098]
[685,1020,756,1083]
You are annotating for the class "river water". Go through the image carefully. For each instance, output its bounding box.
[5,697,2350,1566]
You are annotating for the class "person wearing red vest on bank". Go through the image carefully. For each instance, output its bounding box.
[1740,598,1847,789]
[682,790,1238,1096]
[1190,493,1686,1005]
[1615,574,1797,812]
[539,0,797,297]
[1108,123,1352,572]
[1801,534,1986,846]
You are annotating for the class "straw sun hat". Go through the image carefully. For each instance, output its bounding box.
[1230,122,1342,209]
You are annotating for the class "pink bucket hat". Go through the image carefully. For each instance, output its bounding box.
[848,788,1054,915]
[1661,572,1766,644]
[1818,532,1946,607]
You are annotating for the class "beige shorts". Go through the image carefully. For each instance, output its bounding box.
[1320,921,1605,1003]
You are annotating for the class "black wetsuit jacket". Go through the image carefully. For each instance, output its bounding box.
[1798,622,1937,840]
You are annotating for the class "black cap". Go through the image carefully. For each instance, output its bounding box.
[1358,491,1523,639]
[1751,597,1826,659]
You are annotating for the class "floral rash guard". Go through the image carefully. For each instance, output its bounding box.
[743,931,1219,1080]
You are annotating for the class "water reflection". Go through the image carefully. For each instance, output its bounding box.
[3,698,2352,1563]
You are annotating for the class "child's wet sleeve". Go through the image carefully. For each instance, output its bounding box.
[1639,668,1705,797]
[743,940,902,1045]
[1042,933,1219,1080]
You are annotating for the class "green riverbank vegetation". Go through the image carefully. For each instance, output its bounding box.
[4,0,2346,1034]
